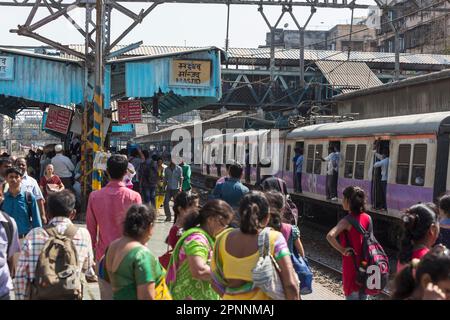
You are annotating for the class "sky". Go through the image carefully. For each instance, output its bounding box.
[0,1,376,49]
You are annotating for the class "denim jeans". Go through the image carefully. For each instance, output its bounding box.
[141,186,156,208]
[164,189,180,220]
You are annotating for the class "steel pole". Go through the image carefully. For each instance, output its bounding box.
[92,0,104,191]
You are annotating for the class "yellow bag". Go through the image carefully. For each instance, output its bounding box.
[155,275,172,300]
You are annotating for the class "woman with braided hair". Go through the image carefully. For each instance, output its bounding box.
[397,204,440,273]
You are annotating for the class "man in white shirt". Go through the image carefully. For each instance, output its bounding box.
[320,146,339,201]
[373,149,389,210]
[51,144,75,190]
[15,157,47,224]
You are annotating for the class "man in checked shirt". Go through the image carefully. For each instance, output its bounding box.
[13,190,94,300]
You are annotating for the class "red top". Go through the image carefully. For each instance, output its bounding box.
[339,212,371,297]
[167,225,182,249]
[39,174,63,198]
[396,247,430,273]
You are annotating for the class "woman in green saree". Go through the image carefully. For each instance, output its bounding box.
[166,199,234,300]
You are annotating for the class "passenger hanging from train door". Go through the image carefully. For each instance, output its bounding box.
[295,148,304,193]
[320,143,340,201]
[372,139,390,211]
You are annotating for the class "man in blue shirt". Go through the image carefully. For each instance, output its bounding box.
[292,148,301,192]
[374,150,389,210]
[0,176,21,300]
[211,163,249,215]
[295,149,304,193]
[2,167,42,238]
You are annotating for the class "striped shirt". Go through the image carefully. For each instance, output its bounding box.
[13,217,94,300]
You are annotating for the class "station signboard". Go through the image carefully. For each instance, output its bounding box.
[44,106,73,135]
[170,59,211,87]
[118,100,142,124]
[0,56,14,80]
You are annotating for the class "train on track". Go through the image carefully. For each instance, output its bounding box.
[135,111,450,247]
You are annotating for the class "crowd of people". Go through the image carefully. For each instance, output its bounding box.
[0,144,449,301]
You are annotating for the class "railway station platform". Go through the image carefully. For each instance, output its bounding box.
[81,208,343,301]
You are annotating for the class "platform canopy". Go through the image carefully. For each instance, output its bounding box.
[0,46,223,123]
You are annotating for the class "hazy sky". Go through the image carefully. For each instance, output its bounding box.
[0,1,376,48]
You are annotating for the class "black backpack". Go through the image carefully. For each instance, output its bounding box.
[345,214,390,295]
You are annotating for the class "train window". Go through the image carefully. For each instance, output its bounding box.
[314,145,323,175]
[396,144,411,185]
[306,145,314,173]
[286,145,292,171]
[344,144,356,178]
[354,145,367,180]
[411,144,427,186]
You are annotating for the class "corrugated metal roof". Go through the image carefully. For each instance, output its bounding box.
[335,68,450,100]
[286,111,450,139]
[64,45,450,66]
[0,47,81,63]
[0,49,84,106]
[134,111,242,142]
[315,61,383,93]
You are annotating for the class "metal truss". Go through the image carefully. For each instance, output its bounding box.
[0,0,369,9]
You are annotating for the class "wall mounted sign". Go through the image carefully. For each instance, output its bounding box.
[118,100,142,124]
[44,106,73,135]
[170,59,211,87]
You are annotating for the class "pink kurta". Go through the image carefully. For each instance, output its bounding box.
[86,180,142,261]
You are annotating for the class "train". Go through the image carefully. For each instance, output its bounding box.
[135,111,450,246]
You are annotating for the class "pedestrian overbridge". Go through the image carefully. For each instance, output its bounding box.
[0,46,223,125]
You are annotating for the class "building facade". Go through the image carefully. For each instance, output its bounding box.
[265,24,378,52]
[377,0,450,54]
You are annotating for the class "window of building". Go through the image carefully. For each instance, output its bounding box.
[344,144,356,179]
[314,145,323,175]
[411,144,427,186]
[286,145,292,171]
[355,145,367,180]
[306,145,314,173]
[396,144,411,185]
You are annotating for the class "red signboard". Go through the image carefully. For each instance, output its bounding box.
[44,106,73,135]
[118,100,142,124]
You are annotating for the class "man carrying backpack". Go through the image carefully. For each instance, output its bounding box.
[0,177,21,300]
[2,167,41,239]
[14,190,94,300]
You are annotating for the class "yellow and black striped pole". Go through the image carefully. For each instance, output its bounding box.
[92,84,103,191]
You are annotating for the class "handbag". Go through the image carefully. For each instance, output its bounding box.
[252,227,286,300]
[46,183,62,194]
[291,250,313,295]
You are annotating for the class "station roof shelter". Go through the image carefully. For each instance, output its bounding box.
[0,46,223,129]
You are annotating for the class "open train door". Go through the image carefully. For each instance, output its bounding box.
[371,139,390,210]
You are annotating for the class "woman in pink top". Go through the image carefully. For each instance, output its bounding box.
[327,186,371,300]
[397,204,440,273]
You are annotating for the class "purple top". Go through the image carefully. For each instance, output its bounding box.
[0,213,21,297]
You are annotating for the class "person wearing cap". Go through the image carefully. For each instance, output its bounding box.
[51,144,75,189]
